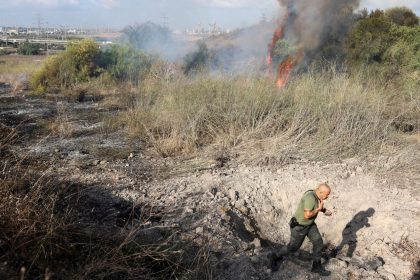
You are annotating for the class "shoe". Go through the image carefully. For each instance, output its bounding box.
[311,260,331,276]
[267,252,279,272]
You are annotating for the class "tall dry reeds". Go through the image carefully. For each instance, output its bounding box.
[113,66,419,162]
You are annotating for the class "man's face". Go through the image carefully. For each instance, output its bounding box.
[319,189,331,200]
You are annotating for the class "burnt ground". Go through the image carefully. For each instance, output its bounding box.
[1,88,419,280]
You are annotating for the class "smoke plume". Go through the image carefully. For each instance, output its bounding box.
[268,0,361,87]
[277,0,360,53]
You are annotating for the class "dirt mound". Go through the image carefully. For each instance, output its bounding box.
[1,92,419,279]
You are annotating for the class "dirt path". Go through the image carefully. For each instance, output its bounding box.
[1,91,419,279]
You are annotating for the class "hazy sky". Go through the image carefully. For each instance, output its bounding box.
[0,0,419,30]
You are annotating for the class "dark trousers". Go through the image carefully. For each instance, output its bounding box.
[278,223,324,261]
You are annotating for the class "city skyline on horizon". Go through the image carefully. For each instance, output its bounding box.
[0,0,419,30]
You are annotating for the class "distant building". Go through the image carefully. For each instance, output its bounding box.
[7,29,18,35]
[185,22,228,37]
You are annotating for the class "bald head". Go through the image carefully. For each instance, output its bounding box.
[315,183,331,200]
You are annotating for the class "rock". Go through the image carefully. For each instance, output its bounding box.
[235,199,246,208]
[377,267,396,280]
[128,153,134,158]
[184,207,195,214]
[262,203,273,213]
[244,220,254,233]
[196,227,204,234]
[252,238,261,249]
[221,214,231,222]
[235,200,249,214]
[100,160,107,165]
[250,256,259,264]
[326,258,348,270]
[349,256,365,268]
[93,159,100,165]
[340,171,351,179]
[229,189,239,201]
[356,166,363,173]
[367,256,384,271]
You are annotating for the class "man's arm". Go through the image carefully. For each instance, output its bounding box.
[303,200,324,219]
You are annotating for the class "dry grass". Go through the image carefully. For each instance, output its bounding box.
[109,66,419,166]
[0,132,213,279]
[0,55,45,94]
[0,55,44,75]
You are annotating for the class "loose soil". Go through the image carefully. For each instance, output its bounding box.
[1,88,419,280]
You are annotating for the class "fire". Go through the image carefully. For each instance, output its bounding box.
[267,6,303,89]
[276,56,294,88]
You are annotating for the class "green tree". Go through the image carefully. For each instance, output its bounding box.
[121,22,172,51]
[385,7,419,27]
[346,7,420,80]
[346,10,393,63]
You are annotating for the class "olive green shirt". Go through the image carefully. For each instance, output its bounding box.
[294,190,320,226]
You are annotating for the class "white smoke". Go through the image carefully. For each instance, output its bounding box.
[277,0,361,52]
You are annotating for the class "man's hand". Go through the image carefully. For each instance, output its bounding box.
[324,209,332,216]
[317,200,324,212]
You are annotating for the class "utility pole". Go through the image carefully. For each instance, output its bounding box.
[161,13,168,29]
[34,13,47,38]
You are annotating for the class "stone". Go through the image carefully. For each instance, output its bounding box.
[128,153,134,158]
[341,172,351,179]
[367,256,384,271]
[184,207,195,214]
[262,203,273,213]
[250,256,259,264]
[377,267,396,280]
[252,238,261,249]
[349,256,365,268]
[237,206,249,215]
[196,227,204,234]
[244,220,254,233]
[100,160,107,165]
[229,189,239,201]
[326,258,348,270]
[221,214,231,222]
[235,199,246,208]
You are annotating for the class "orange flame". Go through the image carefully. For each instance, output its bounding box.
[267,7,304,89]
[276,56,294,88]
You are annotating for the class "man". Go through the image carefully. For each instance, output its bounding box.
[269,183,333,276]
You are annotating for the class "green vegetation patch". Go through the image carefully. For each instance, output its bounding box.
[30,39,155,94]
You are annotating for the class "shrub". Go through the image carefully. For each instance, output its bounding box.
[30,39,102,93]
[346,8,420,76]
[30,40,156,94]
[183,42,218,74]
[346,10,393,64]
[17,41,40,55]
[100,44,154,84]
[384,25,420,70]
[385,7,419,27]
